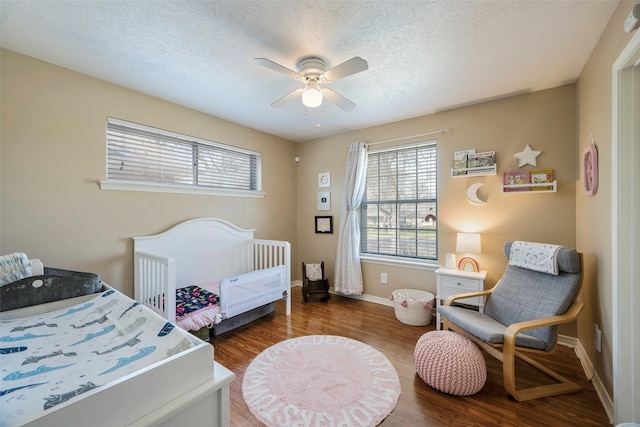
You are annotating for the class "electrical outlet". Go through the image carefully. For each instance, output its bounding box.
[380,273,388,284]
[593,323,602,352]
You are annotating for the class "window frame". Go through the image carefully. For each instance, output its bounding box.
[100,117,264,198]
[359,141,438,264]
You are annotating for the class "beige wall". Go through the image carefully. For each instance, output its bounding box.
[291,0,635,404]
[296,86,578,325]
[0,49,298,297]
[576,1,635,400]
[2,3,634,403]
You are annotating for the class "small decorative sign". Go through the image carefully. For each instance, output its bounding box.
[458,256,479,272]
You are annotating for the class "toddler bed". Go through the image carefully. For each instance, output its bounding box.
[0,262,234,427]
[133,218,291,337]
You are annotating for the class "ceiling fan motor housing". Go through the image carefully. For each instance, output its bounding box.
[297,57,327,80]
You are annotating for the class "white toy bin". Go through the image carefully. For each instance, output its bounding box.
[391,289,435,326]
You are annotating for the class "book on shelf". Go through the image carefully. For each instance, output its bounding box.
[503,170,531,192]
[453,149,475,176]
[466,151,496,175]
[530,168,554,191]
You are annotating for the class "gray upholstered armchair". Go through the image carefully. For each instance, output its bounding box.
[438,241,584,401]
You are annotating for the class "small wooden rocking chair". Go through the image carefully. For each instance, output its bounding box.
[301,261,331,303]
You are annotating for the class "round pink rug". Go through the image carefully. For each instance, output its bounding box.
[242,335,401,426]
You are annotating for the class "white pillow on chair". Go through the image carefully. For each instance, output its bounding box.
[305,264,323,281]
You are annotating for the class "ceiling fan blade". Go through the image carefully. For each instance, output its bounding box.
[323,57,368,82]
[322,88,356,111]
[254,58,301,79]
[271,88,304,108]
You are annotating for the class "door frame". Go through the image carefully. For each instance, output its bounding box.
[611,29,640,424]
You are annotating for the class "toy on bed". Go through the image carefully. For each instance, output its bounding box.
[0,253,234,427]
[133,218,291,337]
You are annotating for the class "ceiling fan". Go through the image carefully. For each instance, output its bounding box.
[254,56,368,111]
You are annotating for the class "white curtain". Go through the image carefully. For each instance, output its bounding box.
[334,142,368,295]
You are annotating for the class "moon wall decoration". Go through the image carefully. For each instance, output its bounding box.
[466,183,486,205]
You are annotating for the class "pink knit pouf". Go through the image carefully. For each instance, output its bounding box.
[414,331,487,396]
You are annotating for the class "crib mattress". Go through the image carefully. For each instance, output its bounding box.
[174,264,286,332]
[0,289,196,427]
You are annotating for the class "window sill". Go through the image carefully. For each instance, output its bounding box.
[360,254,440,271]
[99,180,266,198]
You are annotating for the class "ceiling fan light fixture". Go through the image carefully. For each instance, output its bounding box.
[301,79,323,108]
[256,55,367,111]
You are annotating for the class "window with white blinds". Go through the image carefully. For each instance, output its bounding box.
[105,117,262,194]
[360,142,438,260]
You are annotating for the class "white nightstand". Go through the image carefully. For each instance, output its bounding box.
[435,267,487,330]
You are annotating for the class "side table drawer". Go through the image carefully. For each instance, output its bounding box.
[438,285,483,307]
[435,267,487,330]
[439,275,479,291]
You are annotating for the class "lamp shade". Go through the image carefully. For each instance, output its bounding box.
[456,233,481,254]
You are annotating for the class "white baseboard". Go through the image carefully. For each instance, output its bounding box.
[568,336,614,424]
[301,287,394,306]
[333,290,394,307]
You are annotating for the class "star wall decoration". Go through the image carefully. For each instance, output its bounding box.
[514,144,541,167]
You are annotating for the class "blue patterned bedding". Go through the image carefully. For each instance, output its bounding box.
[0,289,195,427]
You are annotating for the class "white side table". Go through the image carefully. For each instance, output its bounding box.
[435,267,487,330]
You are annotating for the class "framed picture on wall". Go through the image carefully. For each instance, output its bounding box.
[317,191,330,210]
[318,172,331,188]
[315,216,333,233]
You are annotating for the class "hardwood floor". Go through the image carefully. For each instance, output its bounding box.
[210,288,611,426]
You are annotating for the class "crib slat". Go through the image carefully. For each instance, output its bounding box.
[134,252,176,322]
[251,239,291,316]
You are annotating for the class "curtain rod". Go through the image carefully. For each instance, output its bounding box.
[366,128,450,147]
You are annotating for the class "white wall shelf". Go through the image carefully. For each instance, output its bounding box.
[451,164,497,178]
[502,180,557,193]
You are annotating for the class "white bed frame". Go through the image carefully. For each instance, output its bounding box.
[0,284,235,427]
[133,218,291,329]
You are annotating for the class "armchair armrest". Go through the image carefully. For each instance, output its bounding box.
[443,286,496,306]
[503,301,584,349]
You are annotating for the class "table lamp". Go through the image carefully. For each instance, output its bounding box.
[456,232,481,272]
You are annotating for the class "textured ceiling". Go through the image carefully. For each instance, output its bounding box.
[0,0,618,142]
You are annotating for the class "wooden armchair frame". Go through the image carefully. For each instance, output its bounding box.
[442,253,584,401]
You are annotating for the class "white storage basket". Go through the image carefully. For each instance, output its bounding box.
[391,289,435,326]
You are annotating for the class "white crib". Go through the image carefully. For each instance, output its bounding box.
[133,218,291,335]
